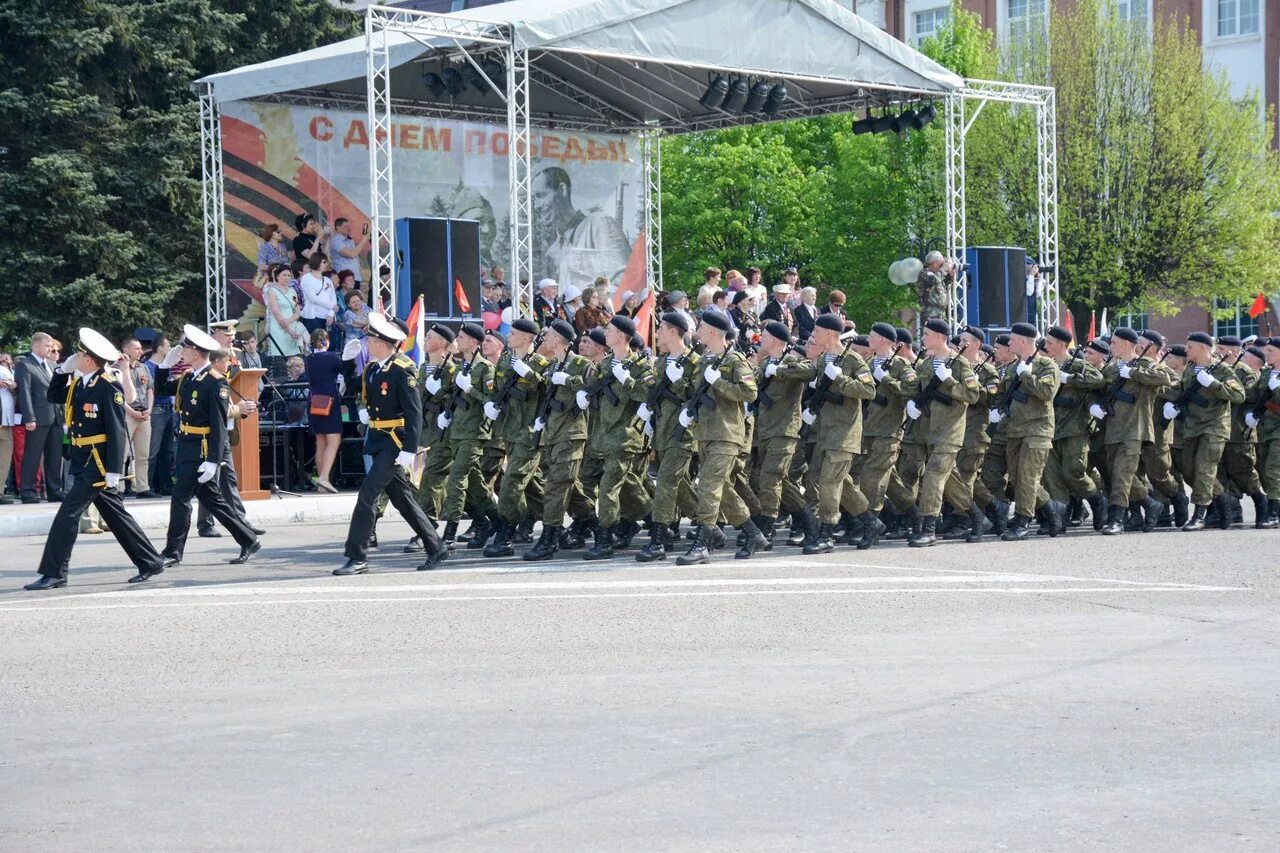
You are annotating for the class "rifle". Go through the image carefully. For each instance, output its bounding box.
[673,351,725,441]
[905,349,960,437]
[750,343,797,416]
[1160,352,1231,429]
[798,336,858,440]
[484,332,545,425]
[1095,348,1167,419]
[532,349,573,451]
[1242,368,1279,440]
[419,354,453,421]
[1052,346,1091,423]
[441,348,480,433]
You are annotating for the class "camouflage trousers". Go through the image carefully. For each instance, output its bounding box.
[443,438,497,522]
[751,436,804,518]
[693,441,752,527]
[1218,441,1262,497]
[1259,435,1280,497]
[886,442,927,512]
[1043,434,1096,502]
[858,435,901,513]
[542,438,585,528]
[917,442,960,517]
[495,439,542,525]
[942,443,985,512]
[1004,436,1051,519]
[1176,434,1226,507]
[651,445,696,525]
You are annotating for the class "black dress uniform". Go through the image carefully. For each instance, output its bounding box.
[337,316,446,574]
[24,337,165,589]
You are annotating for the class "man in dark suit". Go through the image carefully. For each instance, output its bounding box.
[15,331,64,503]
[760,283,795,334]
[793,286,818,345]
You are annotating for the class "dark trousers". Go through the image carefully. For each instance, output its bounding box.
[148,406,177,494]
[198,442,247,532]
[344,448,443,561]
[20,423,63,498]
[164,460,256,561]
[38,472,163,579]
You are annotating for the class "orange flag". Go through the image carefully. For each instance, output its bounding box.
[454,278,471,314]
[1248,292,1268,319]
[614,228,653,344]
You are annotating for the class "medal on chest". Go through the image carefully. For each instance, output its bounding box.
[380,381,389,396]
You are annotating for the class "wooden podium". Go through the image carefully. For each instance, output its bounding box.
[230,368,269,501]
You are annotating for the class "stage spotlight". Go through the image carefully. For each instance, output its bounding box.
[897,109,922,131]
[463,62,485,89]
[423,71,446,99]
[700,76,729,110]
[744,80,771,113]
[851,115,875,134]
[442,67,465,96]
[870,112,894,134]
[480,56,505,84]
[917,103,936,127]
[762,83,788,116]
[721,78,750,113]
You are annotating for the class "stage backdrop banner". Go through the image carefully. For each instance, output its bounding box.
[219,100,644,323]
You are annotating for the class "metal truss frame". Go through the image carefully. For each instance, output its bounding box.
[506,45,534,316]
[640,124,663,294]
[199,82,227,329]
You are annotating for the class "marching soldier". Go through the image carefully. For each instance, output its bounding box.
[22,329,166,590]
[1042,325,1109,529]
[438,323,497,548]
[197,319,263,540]
[151,324,261,579]
[1251,337,1280,527]
[859,323,917,544]
[885,331,930,539]
[747,321,812,549]
[1217,336,1273,528]
[940,326,997,543]
[564,328,611,549]
[1134,330,1182,531]
[335,313,446,574]
[975,334,1015,535]
[404,323,458,552]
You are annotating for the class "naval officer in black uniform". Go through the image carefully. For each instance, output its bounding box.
[146,324,260,581]
[335,311,447,575]
[22,329,166,590]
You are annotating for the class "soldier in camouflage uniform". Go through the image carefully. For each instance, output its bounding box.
[748,321,813,547]
[1251,337,1280,527]
[1216,336,1274,528]
[564,328,611,547]
[858,323,917,543]
[1041,325,1109,530]
[916,251,953,326]
[400,324,458,554]
[885,341,931,539]
[940,327,998,543]
[438,323,497,547]
[973,334,1015,535]
[1131,330,1183,531]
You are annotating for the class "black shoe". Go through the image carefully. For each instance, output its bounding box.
[402,535,424,554]
[1218,495,1236,530]
[524,526,561,562]
[1182,505,1208,531]
[1124,506,1145,532]
[1203,499,1221,528]
[583,526,616,561]
[635,525,668,562]
[418,548,448,571]
[198,528,222,538]
[128,568,164,583]
[1141,494,1166,534]
[1100,504,1124,535]
[228,540,261,565]
[856,510,886,550]
[753,515,776,552]
[797,510,822,551]
[47,492,64,503]
[1172,491,1189,528]
[676,524,712,566]
[441,520,459,550]
[904,506,923,544]
[483,520,515,558]
[909,515,939,547]
[1250,493,1275,529]
[20,495,41,504]
[160,556,180,569]
[1231,497,1245,527]
[785,512,807,546]
[466,514,495,550]
[1001,515,1030,541]
[734,518,769,559]
[250,526,266,536]
[1268,501,1280,527]
[333,559,368,576]
[560,518,590,550]
[0,494,13,505]
[24,576,66,591]
[1086,492,1109,532]
[134,491,159,499]
[988,501,1009,537]
[803,522,835,555]
[965,503,992,543]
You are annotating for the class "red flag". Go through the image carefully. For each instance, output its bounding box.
[1247,292,1267,319]
[614,228,653,344]
[1086,311,1096,342]
[454,278,471,314]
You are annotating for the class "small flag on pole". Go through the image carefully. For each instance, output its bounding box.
[401,296,426,367]
[1086,311,1097,342]
[1247,292,1268,319]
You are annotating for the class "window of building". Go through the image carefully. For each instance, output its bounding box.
[1008,0,1048,41]
[913,7,950,45]
[1217,0,1260,37]
[1116,0,1147,23]
[1213,298,1260,339]
[1115,308,1148,334]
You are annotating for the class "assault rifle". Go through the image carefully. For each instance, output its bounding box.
[441,348,480,434]
[905,350,960,437]
[1094,348,1167,419]
[484,331,545,425]
[1160,352,1233,429]
[1242,368,1279,440]
[749,343,797,416]
[672,352,724,441]
[531,349,573,451]
[798,336,858,440]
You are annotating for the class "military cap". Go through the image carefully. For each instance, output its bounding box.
[923,318,950,337]
[1046,325,1073,344]
[895,327,914,346]
[1139,329,1165,348]
[78,327,121,363]
[459,322,485,343]
[995,334,1012,347]
[949,334,962,347]
[1168,344,1188,358]
[1246,346,1266,361]
[870,322,896,341]
[609,314,637,337]
[962,324,986,342]
[1265,337,1280,349]
[209,318,238,333]
[367,313,407,345]
[852,334,870,347]
[763,321,791,343]
[1218,334,1241,347]
[1112,327,1140,344]
[699,311,731,334]
[980,343,995,357]
[548,319,577,343]
[391,317,410,337]
[485,329,507,346]
[1187,332,1214,347]
[660,311,691,334]
[511,317,538,336]
[586,328,608,347]
[1086,339,1110,355]
[631,332,645,351]
[1010,322,1038,339]
[427,322,455,343]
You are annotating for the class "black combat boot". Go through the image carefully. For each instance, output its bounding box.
[886,507,911,541]
[708,524,728,551]
[988,501,1009,537]
[1035,505,1054,536]
[1001,514,1030,541]
[936,508,959,538]
[786,512,807,546]
[676,524,712,566]
[418,540,448,571]
[1042,499,1065,537]
[583,525,616,560]
[1067,496,1085,527]
[1086,491,1109,532]
[1221,495,1238,530]
[943,511,973,541]
[840,513,866,545]
[441,520,459,550]
[904,506,923,545]
[1255,493,1278,529]
[1100,504,1124,535]
[1156,504,1174,528]
[511,515,535,544]
[965,502,991,543]
[1172,491,1190,528]
[523,526,561,562]
[752,516,776,551]
[614,519,640,550]
[1140,493,1166,533]
[797,510,822,551]
[1124,506,1144,531]
[635,524,668,562]
[1268,499,1280,527]
[402,535,424,553]
[466,513,494,549]
[909,515,938,547]
[482,519,514,558]
[560,517,591,550]
[856,510,887,550]
[803,522,836,555]
[1182,505,1208,531]
[735,518,770,559]
[1204,499,1221,528]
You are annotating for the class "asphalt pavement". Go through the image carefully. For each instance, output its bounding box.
[2,517,1277,851]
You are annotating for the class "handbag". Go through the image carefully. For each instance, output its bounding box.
[309,393,334,417]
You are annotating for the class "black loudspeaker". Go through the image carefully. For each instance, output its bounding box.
[964,246,1027,330]
[394,217,482,322]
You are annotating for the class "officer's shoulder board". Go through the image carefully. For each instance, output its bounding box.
[393,354,415,370]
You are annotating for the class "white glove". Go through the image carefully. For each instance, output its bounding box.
[575,389,589,410]
[1059,371,1072,384]
[704,364,720,385]
[341,340,362,361]
[57,357,77,375]
[358,408,370,425]
[104,473,121,489]
[1196,369,1216,388]
[436,412,451,430]
[765,362,779,378]
[678,408,694,429]
[636,403,653,423]
[807,378,817,389]
[1118,363,1133,379]
[824,361,841,380]
[1089,404,1107,420]
[800,408,816,426]
[1162,402,1179,421]
[611,361,631,385]
[873,364,888,381]
[425,375,441,395]
[159,347,182,369]
[335,374,346,397]
[934,362,951,382]
[1245,412,1260,429]
[1016,360,1030,376]
[906,400,922,420]
[533,417,546,433]
[197,461,218,483]
[1269,372,1280,391]
[483,401,500,421]
[665,361,683,383]
[643,421,654,439]
[988,408,1003,424]
[395,450,415,470]
[455,371,473,393]
[551,371,569,386]
[512,357,531,377]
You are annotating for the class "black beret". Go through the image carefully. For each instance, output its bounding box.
[962,324,986,342]
[1112,327,1140,344]
[1167,344,1188,358]
[427,322,455,343]
[763,321,791,343]
[1010,322,1038,339]
[631,332,644,351]
[660,311,690,334]
[1086,340,1109,355]
[870,322,896,340]
[586,328,607,347]
[995,334,1012,347]
[549,319,577,343]
[923,318,950,337]
[895,327,914,346]
[1187,332,1214,346]
[391,317,411,337]
[459,322,485,343]
[1046,325,1073,344]
[731,290,750,306]
[852,334,870,347]
[980,343,995,357]
[700,311,731,333]
[1217,334,1241,347]
[485,329,507,346]
[814,314,844,333]
[1246,346,1266,361]
[609,314,637,337]
[511,318,538,335]
[949,334,962,347]
[1139,329,1165,348]
[1267,337,1280,348]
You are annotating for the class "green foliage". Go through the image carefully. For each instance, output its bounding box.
[0,0,357,349]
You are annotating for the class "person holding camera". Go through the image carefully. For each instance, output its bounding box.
[330,218,370,286]
[917,251,954,325]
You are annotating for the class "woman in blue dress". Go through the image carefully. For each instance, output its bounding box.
[306,328,345,493]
